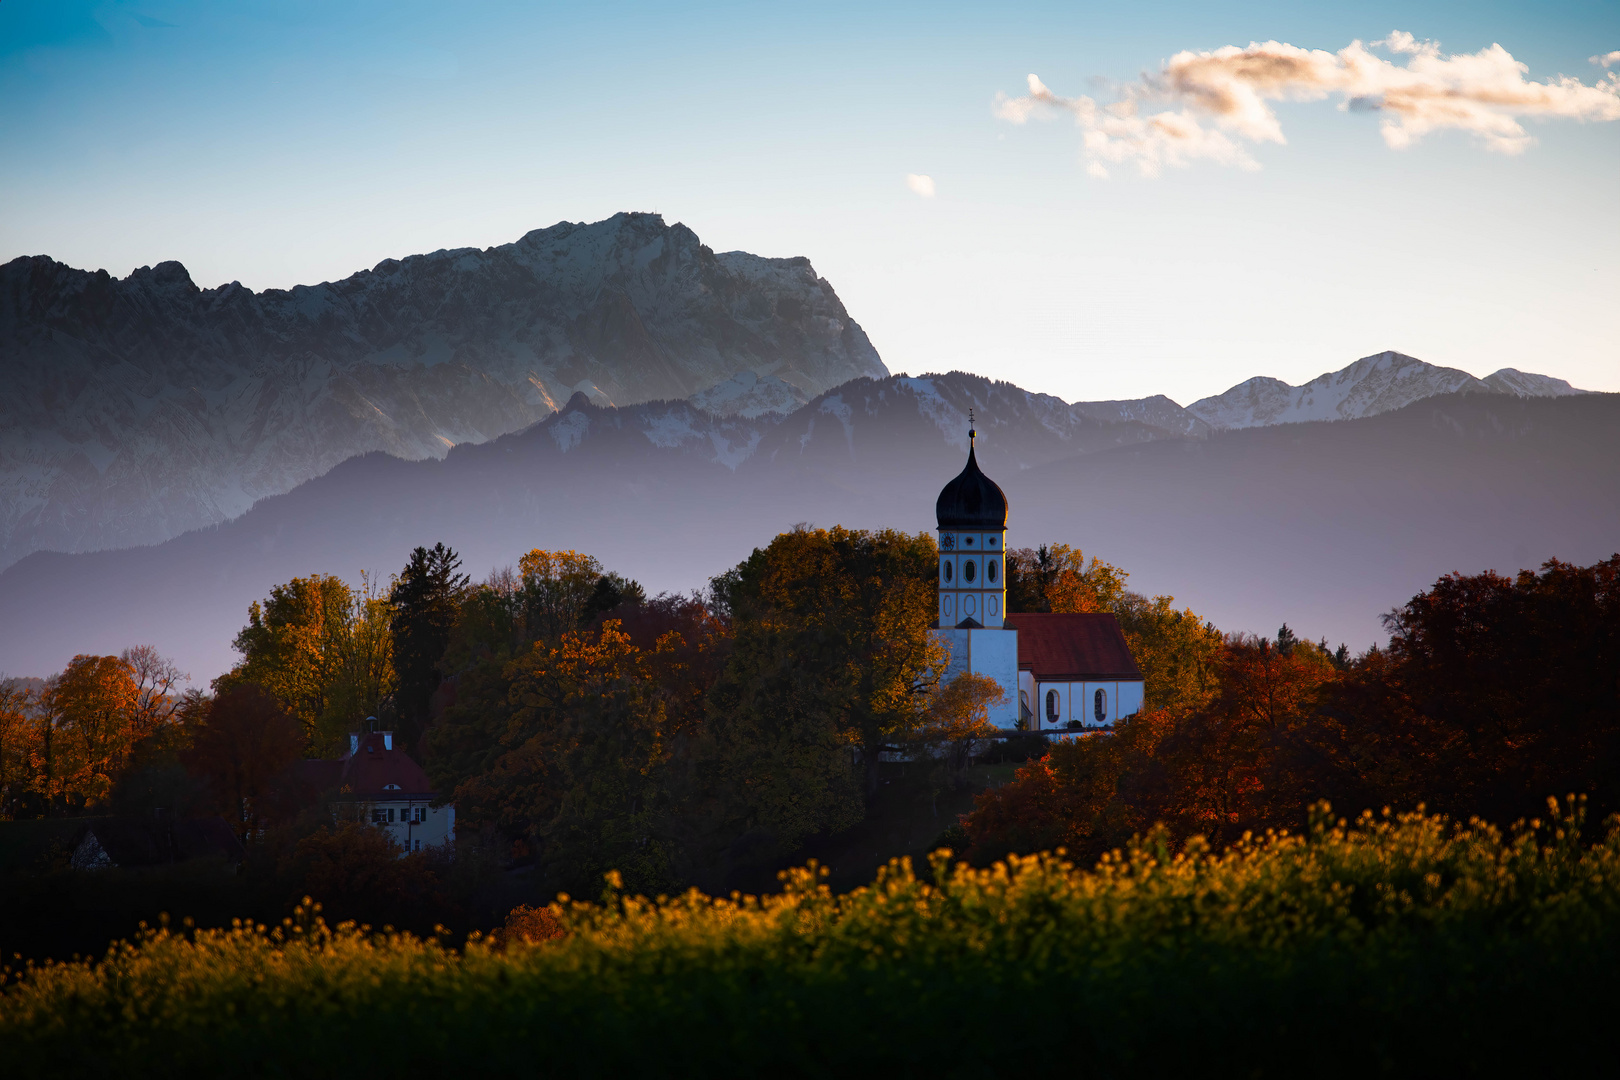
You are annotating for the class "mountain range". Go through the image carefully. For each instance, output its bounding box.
[1,372,1614,684]
[1187,350,1587,430]
[1,215,1610,683]
[0,212,1593,577]
[0,213,886,571]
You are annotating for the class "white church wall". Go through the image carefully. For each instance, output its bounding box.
[1115,680,1145,720]
[931,626,1020,729]
[968,628,1019,728]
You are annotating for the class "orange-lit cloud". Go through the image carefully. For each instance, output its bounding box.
[996,32,1620,177]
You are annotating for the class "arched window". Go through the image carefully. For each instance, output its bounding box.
[986,557,998,583]
[1094,688,1107,723]
[963,559,977,583]
[1045,689,1059,722]
[943,559,953,583]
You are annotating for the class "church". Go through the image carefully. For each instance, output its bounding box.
[931,422,1145,732]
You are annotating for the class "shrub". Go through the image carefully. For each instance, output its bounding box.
[3,800,1616,1076]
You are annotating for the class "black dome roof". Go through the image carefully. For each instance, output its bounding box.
[936,441,1007,530]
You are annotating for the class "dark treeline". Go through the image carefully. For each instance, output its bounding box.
[964,555,1620,865]
[2,528,1616,965]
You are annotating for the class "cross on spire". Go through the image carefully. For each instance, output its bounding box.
[969,408,976,446]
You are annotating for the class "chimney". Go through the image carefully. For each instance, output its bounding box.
[349,733,359,756]
[383,732,393,751]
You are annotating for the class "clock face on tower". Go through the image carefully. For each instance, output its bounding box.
[940,534,956,550]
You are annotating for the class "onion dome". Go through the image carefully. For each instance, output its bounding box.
[935,422,1007,530]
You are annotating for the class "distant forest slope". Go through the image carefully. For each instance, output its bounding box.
[1,389,1614,682]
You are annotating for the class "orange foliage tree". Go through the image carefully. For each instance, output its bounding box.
[963,635,1342,863]
[42,655,140,810]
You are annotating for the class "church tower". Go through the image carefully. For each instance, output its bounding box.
[932,413,1020,728]
[934,413,1007,628]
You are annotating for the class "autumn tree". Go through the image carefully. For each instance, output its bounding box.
[390,544,470,752]
[1010,541,1223,713]
[518,549,608,642]
[963,633,1343,861]
[43,655,141,809]
[708,526,946,841]
[453,620,676,894]
[1006,543,1129,614]
[920,671,1006,777]
[1111,594,1225,713]
[0,679,39,818]
[1328,555,1620,824]
[226,573,396,753]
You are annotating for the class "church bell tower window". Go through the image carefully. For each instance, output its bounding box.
[942,560,953,583]
[986,558,998,583]
[963,560,976,584]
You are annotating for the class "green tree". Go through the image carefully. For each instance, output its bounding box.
[454,621,675,894]
[709,526,946,828]
[225,573,396,754]
[389,544,470,753]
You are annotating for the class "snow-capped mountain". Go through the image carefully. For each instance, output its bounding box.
[0,213,887,571]
[1188,351,1588,431]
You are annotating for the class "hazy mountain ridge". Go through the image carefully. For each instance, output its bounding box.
[0,213,888,571]
[1188,350,1587,430]
[2,385,1613,685]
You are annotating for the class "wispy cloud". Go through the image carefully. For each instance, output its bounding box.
[1594,51,1620,69]
[906,173,937,198]
[996,33,1620,178]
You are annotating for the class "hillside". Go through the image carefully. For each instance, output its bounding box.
[0,379,1613,683]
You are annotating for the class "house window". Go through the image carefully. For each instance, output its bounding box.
[1094,688,1108,723]
[1045,689,1059,722]
[372,809,386,824]
[963,559,976,583]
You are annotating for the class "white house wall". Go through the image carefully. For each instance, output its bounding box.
[365,801,455,853]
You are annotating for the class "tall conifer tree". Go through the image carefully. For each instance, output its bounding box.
[390,544,470,751]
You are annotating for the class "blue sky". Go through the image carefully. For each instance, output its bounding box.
[3,0,1616,402]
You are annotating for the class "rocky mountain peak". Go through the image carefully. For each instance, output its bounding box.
[0,214,888,572]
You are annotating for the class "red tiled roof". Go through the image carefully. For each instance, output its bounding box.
[1005,613,1143,681]
[339,732,436,796]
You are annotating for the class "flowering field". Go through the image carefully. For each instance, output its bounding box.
[4,801,1616,1076]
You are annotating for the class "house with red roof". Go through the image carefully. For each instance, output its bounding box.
[298,729,454,852]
